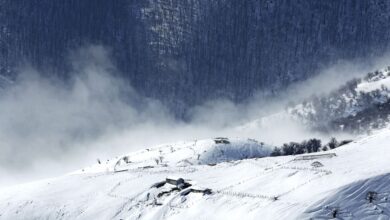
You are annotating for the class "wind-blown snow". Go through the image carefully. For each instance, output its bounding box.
[1,132,390,219]
[74,138,273,174]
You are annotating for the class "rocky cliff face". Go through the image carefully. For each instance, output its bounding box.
[2,0,390,115]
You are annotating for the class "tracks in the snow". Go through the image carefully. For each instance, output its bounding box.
[207,159,333,202]
[104,155,333,214]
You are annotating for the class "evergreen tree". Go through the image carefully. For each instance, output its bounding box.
[282,143,294,155]
[293,142,305,154]
[328,137,338,149]
[305,138,321,153]
[270,147,282,156]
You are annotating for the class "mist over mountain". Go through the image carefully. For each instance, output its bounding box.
[4,2,390,219]
[288,66,390,134]
[2,0,390,116]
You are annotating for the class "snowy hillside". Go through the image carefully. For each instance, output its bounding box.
[288,66,390,134]
[2,132,390,219]
[75,138,272,174]
[237,67,390,136]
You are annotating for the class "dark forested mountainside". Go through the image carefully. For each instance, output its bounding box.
[2,0,390,116]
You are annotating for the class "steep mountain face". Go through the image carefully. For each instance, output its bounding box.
[289,67,390,134]
[2,0,390,115]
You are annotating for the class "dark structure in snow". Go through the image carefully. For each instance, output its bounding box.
[152,177,192,190]
[366,191,378,203]
[152,177,212,196]
[311,161,324,168]
[165,177,189,188]
[180,187,212,196]
[214,137,230,144]
[294,153,337,161]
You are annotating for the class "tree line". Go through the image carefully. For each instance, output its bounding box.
[270,137,352,157]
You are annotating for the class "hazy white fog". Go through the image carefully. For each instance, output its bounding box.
[0,45,387,187]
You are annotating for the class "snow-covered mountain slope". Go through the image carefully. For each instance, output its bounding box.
[75,138,272,174]
[2,132,390,219]
[288,66,390,134]
[242,66,390,135]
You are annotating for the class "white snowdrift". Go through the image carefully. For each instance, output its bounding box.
[1,131,390,219]
[75,138,273,173]
[302,173,390,219]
